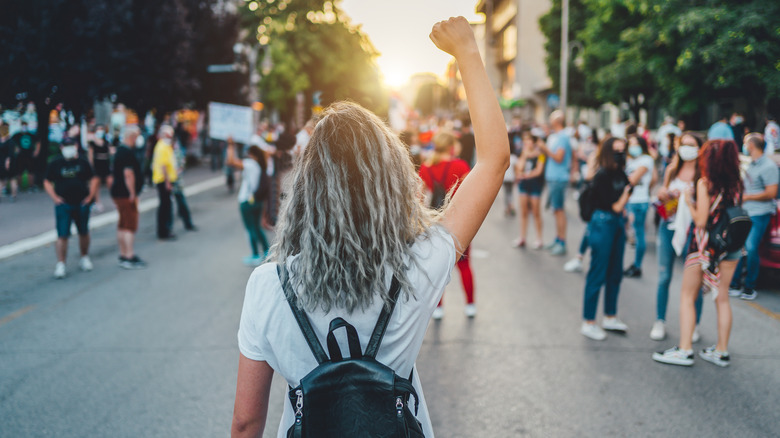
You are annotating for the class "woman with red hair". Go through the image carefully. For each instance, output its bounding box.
[653,139,744,367]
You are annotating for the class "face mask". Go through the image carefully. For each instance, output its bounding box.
[613,151,626,167]
[135,135,145,148]
[628,145,642,158]
[96,129,105,138]
[734,116,744,125]
[61,146,78,160]
[678,145,698,161]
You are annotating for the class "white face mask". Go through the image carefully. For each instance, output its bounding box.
[62,146,78,160]
[678,145,699,162]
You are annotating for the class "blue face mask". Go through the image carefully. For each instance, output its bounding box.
[628,144,642,158]
[743,145,749,156]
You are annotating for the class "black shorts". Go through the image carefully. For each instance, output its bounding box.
[16,153,34,172]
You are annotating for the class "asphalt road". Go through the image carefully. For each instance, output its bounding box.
[1,183,779,437]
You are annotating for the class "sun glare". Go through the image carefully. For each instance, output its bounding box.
[381,67,409,88]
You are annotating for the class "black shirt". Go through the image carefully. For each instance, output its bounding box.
[591,167,629,213]
[458,132,476,168]
[110,146,142,198]
[45,157,94,204]
[11,132,35,155]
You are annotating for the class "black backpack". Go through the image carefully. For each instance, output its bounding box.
[277,265,424,438]
[253,168,271,203]
[578,179,595,222]
[427,161,452,209]
[708,193,752,254]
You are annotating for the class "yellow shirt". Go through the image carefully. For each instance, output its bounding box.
[152,140,178,184]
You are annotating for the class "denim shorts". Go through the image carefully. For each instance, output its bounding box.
[546,180,568,211]
[55,203,91,238]
[518,180,543,197]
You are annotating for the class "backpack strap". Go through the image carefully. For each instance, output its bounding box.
[277,264,329,364]
[364,276,401,359]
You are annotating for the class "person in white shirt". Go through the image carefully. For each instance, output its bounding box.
[624,135,655,278]
[656,116,682,160]
[231,17,510,438]
[764,115,779,155]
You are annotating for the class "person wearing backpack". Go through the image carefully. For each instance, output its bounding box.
[653,140,744,367]
[579,137,633,340]
[419,131,473,319]
[231,17,509,438]
[226,139,271,266]
[728,133,779,301]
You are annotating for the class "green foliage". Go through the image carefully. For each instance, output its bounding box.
[540,0,780,121]
[241,0,386,122]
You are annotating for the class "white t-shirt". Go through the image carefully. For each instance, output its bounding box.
[293,129,311,155]
[237,159,261,203]
[765,121,779,154]
[237,226,456,438]
[626,154,654,203]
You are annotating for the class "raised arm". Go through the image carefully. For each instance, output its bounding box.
[430,17,510,253]
[226,137,244,170]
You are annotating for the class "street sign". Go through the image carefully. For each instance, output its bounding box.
[208,102,254,144]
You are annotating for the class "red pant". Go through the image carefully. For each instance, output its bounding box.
[438,246,474,306]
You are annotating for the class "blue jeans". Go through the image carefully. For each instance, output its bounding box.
[578,229,589,256]
[731,213,772,290]
[627,202,649,268]
[239,201,269,257]
[656,220,702,322]
[583,210,626,320]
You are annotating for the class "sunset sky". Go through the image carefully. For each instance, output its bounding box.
[339,0,484,87]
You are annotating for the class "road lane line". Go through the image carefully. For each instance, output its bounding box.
[746,302,780,322]
[0,305,35,327]
[0,176,224,261]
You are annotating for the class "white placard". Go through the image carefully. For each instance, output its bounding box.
[208,102,254,144]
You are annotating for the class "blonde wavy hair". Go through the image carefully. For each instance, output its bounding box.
[269,101,441,313]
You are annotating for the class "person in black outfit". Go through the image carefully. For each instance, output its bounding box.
[111,126,146,269]
[88,125,112,211]
[580,137,632,341]
[11,121,39,190]
[0,126,19,200]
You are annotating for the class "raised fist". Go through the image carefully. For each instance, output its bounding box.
[430,16,478,59]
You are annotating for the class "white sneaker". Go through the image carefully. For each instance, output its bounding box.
[699,345,731,367]
[54,262,66,279]
[652,346,694,366]
[563,257,583,273]
[650,320,666,341]
[692,325,701,344]
[79,256,93,272]
[728,287,742,297]
[602,316,628,332]
[464,304,477,318]
[432,307,445,320]
[581,322,606,340]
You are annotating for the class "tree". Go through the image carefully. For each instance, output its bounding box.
[241,0,386,125]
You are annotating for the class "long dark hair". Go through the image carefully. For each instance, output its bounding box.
[246,145,267,172]
[697,139,743,202]
[596,137,625,171]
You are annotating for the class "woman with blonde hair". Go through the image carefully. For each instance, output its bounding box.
[419,129,473,319]
[231,17,509,437]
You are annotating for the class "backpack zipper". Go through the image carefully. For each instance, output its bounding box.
[396,396,404,417]
[295,389,304,424]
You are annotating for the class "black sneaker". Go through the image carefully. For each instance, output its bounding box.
[740,289,757,301]
[129,256,147,269]
[623,265,642,278]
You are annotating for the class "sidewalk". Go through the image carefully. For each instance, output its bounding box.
[0,163,227,251]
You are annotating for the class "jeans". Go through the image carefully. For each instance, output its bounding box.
[156,183,173,238]
[583,210,626,321]
[656,220,702,322]
[627,202,649,268]
[731,213,772,290]
[55,203,91,237]
[240,201,269,257]
[578,229,589,256]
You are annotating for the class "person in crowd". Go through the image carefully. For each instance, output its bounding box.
[579,137,631,340]
[651,133,705,341]
[502,138,518,217]
[171,137,197,233]
[764,115,779,155]
[399,129,423,172]
[458,117,476,168]
[563,139,600,273]
[43,139,98,279]
[537,110,572,256]
[419,131,475,319]
[111,125,146,270]
[729,133,779,300]
[514,131,545,249]
[623,135,655,278]
[292,119,315,157]
[653,140,743,367]
[226,138,271,266]
[11,121,39,191]
[707,114,735,141]
[0,125,19,201]
[152,125,178,240]
[656,116,682,165]
[730,113,745,148]
[231,17,509,437]
[87,124,112,212]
